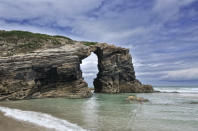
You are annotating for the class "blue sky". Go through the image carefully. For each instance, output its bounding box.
[0,0,198,86]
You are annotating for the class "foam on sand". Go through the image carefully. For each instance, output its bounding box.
[0,106,87,131]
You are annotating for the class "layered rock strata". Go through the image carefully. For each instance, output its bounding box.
[0,44,92,100]
[0,30,153,100]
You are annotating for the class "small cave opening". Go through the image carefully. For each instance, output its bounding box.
[80,52,98,88]
[33,67,58,88]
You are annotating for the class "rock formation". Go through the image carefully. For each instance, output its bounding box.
[0,30,153,100]
[127,96,149,102]
[92,44,153,93]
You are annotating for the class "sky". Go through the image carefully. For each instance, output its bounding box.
[0,0,198,86]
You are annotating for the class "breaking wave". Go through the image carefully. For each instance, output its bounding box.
[0,106,87,131]
[154,87,198,93]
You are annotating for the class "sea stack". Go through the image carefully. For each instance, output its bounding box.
[0,30,153,100]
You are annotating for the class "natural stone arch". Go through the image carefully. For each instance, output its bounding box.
[90,43,137,93]
[79,43,152,94]
[0,30,153,101]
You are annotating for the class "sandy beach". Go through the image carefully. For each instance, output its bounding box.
[0,112,52,131]
[0,91,198,131]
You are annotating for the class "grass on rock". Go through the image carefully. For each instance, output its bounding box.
[83,42,97,46]
[0,30,74,55]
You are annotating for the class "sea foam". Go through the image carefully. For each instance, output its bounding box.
[154,87,198,93]
[0,106,87,131]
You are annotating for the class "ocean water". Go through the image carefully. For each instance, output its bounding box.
[0,86,198,131]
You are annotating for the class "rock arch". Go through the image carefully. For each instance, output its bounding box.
[88,43,153,93]
[0,42,153,101]
[92,44,136,93]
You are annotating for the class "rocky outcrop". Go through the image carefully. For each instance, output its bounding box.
[0,30,153,100]
[127,96,149,102]
[0,43,93,100]
[92,44,153,93]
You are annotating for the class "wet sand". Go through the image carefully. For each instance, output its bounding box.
[0,112,53,131]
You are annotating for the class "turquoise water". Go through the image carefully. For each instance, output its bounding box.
[0,87,198,131]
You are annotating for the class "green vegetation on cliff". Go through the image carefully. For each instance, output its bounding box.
[0,30,99,57]
[83,41,97,46]
[0,30,74,56]
[0,30,72,41]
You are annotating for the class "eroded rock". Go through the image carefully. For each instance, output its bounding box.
[0,43,93,100]
[92,43,153,93]
[0,30,153,101]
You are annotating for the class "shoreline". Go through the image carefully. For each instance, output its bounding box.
[0,91,197,131]
[0,111,52,131]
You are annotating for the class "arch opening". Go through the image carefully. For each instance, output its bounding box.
[81,52,98,88]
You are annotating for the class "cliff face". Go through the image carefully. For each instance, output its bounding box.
[0,30,153,100]
[92,44,153,93]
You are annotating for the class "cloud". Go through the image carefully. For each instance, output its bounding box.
[81,53,98,87]
[162,68,198,81]
[153,0,196,22]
